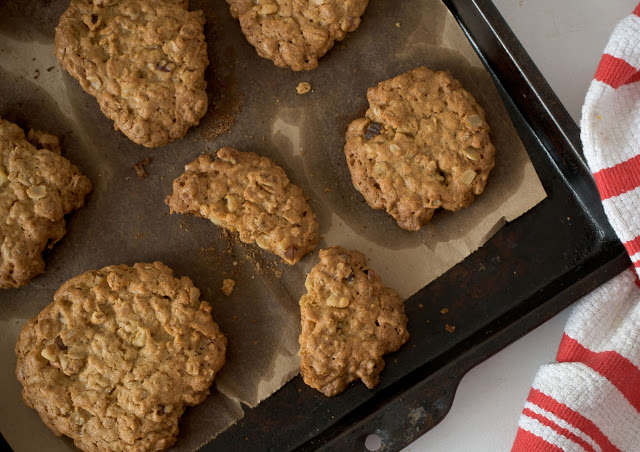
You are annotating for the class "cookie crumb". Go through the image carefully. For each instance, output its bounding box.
[418,303,423,308]
[445,324,456,333]
[222,279,235,296]
[440,308,449,314]
[133,158,151,179]
[296,82,311,94]
[395,22,401,27]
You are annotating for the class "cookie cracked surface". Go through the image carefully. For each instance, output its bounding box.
[299,246,409,396]
[227,0,369,71]
[0,118,92,289]
[54,0,208,147]
[15,262,227,452]
[345,67,496,231]
[167,147,318,265]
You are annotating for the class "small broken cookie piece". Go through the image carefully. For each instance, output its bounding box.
[296,82,311,94]
[344,67,496,231]
[227,0,369,71]
[299,246,409,396]
[167,147,318,265]
[221,278,235,296]
[15,262,227,452]
[0,118,92,289]
[54,0,208,147]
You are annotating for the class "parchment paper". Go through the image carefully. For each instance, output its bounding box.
[0,0,547,450]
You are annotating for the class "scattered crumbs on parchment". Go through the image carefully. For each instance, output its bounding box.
[222,279,235,296]
[198,244,219,267]
[418,304,424,309]
[440,308,449,314]
[445,324,456,333]
[47,66,55,72]
[296,82,311,94]
[133,158,151,179]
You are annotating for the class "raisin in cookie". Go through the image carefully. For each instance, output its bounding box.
[54,0,208,147]
[299,246,409,396]
[15,262,227,452]
[345,67,496,231]
[167,147,318,265]
[0,118,91,289]
[227,0,369,71]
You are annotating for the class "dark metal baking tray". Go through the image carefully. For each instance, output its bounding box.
[0,0,629,451]
[200,0,630,451]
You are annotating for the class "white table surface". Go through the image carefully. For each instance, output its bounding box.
[399,1,634,451]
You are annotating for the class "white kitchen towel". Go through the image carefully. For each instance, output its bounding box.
[512,4,640,451]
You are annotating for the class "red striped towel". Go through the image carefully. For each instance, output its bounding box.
[512,4,640,452]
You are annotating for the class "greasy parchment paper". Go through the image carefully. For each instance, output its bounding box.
[0,0,547,450]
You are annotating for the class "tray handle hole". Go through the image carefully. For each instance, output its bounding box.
[365,433,382,451]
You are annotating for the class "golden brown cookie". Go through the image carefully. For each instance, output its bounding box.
[299,246,409,397]
[227,0,369,71]
[166,147,318,265]
[15,262,227,452]
[0,118,91,289]
[345,67,496,231]
[54,0,208,148]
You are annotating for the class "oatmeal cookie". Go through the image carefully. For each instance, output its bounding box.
[344,67,496,231]
[0,118,91,289]
[299,246,409,396]
[15,262,227,452]
[227,0,369,71]
[54,0,208,148]
[167,147,318,265]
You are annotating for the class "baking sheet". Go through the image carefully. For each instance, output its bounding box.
[0,0,546,450]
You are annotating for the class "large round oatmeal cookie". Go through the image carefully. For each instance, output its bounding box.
[54,0,208,147]
[0,118,91,289]
[15,262,227,452]
[344,67,496,231]
[299,246,409,397]
[227,0,369,71]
